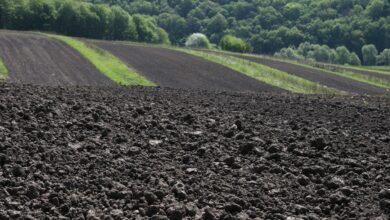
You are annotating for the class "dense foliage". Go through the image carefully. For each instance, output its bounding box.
[88,0,390,57]
[219,35,252,53]
[0,0,170,44]
[275,42,390,65]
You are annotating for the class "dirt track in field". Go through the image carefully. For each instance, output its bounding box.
[0,32,115,86]
[93,41,284,93]
[232,55,390,95]
[0,83,389,219]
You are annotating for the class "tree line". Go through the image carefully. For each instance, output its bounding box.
[0,0,170,44]
[275,42,390,66]
[88,0,390,59]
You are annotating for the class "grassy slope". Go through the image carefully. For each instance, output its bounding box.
[178,49,343,95]
[47,34,155,86]
[201,49,390,89]
[219,51,390,90]
[0,57,8,80]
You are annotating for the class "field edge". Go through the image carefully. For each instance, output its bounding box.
[46,34,155,87]
[177,49,344,95]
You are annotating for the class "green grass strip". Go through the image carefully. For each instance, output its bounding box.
[0,57,8,80]
[46,34,155,86]
[178,49,343,95]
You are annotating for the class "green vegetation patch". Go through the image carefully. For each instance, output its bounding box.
[179,49,343,95]
[0,57,8,80]
[47,34,155,86]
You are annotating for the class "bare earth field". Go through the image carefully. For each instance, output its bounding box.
[93,41,284,93]
[0,32,115,86]
[0,83,389,219]
[233,55,390,95]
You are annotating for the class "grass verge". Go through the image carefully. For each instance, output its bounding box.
[0,57,8,80]
[178,49,343,95]
[46,34,155,86]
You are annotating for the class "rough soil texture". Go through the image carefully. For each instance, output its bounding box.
[233,55,390,95]
[93,42,284,93]
[0,83,389,219]
[0,32,115,86]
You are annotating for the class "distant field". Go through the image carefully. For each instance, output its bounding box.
[219,52,390,95]
[47,34,154,86]
[1,30,390,96]
[179,49,342,95]
[0,31,116,86]
[92,41,284,93]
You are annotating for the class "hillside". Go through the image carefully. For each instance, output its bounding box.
[1,0,389,58]
[88,0,390,56]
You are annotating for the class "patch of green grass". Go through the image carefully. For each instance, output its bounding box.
[0,57,8,80]
[47,34,155,86]
[178,49,343,95]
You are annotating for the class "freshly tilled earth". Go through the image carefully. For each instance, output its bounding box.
[0,32,115,86]
[0,83,389,219]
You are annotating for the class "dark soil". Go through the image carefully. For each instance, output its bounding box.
[233,55,390,95]
[0,83,389,219]
[0,32,116,86]
[93,41,284,93]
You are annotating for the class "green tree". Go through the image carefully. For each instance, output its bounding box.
[335,46,351,64]
[349,52,361,66]
[185,33,211,49]
[283,3,303,20]
[362,44,378,65]
[109,6,137,41]
[377,49,390,65]
[27,0,57,30]
[219,35,252,53]
[366,0,385,19]
[207,13,227,34]
[157,13,186,44]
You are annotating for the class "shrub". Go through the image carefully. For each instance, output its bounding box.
[219,35,252,53]
[184,33,211,49]
[377,49,390,65]
[349,52,361,66]
[335,46,351,65]
[274,47,304,60]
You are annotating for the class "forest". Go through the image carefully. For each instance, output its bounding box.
[87,0,390,57]
[0,0,170,44]
[1,0,390,64]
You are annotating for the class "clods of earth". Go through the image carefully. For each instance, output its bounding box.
[0,83,389,219]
